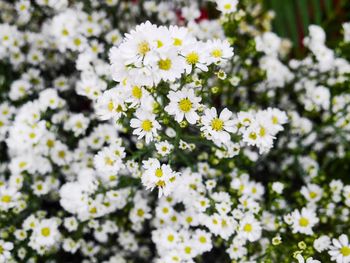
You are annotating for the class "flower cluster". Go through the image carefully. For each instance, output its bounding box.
[0,0,350,263]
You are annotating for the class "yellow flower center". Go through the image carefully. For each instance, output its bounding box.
[178,98,192,112]
[137,209,144,217]
[211,49,223,58]
[199,236,207,243]
[249,132,257,140]
[167,235,174,242]
[132,86,142,99]
[141,120,153,132]
[19,162,27,168]
[224,3,232,10]
[108,101,114,111]
[299,217,309,227]
[309,192,317,199]
[74,38,81,46]
[186,52,199,65]
[58,151,65,158]
[259,127,266,137]
[47,139,54,148]
[211,118,224,131]
[155,168,163,177]
[173,38,182,46]
[138,41,150,55]
[272,116,278,124]
[62,29,69,36]
[104,157,115,166]
[1,195,11,203]
[157,40,163,48]
[243,223,253,232]
[158,58,172,71]
[341,246,350,256]
[184,246,192,254]
[0,245,3,254]
[156,180,165,187]
[41,227,51,237]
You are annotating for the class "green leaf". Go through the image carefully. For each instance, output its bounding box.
[324,0,333,17]
[297,0,310,34]
[311,0,322,24]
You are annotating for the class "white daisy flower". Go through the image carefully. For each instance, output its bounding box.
[165,88,201,124]
[130,109,161,144]
[201,107,236,145]
[329,234,350,263]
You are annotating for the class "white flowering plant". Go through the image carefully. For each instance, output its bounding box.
[1,0,350,263]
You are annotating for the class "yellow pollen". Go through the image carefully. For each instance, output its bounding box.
[341,246,350,256]
[243,223,253,232]
[259,127,266,137]
[104,157,115,166]
[211,118,224,131]
[167,235,174,242]
[138,41,150,55]
[178,98,192,112]
[132,86,142,99]
[158,58,172,71]
[155,168,163,177]
[211,49,223,58]
[156,180,165,187]
[74,38,81,46]
[199,236,207,243]
[62,29,69,36]
[224,3,232,10]
[41,227,51,237]
[173,38,182,46]
[137,209,144,217]
[58,151,65,158]
[186,52,199,65]
[184,247,192,254]
[249,132,257,140]
[19,162,27,168]
[46,139,54,148]
[157,40,163,48]
[1,195,11,203]
[141,120,153,132]
[108,101,114,111]
[309,192,317,199]
[299,217,309,227]
[272,116,278,124]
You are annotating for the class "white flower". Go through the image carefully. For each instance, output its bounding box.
[142,158,180,197]
[130,109,161,144]
[31,218,60,247]
[155,140,174,157]
[0,240,13,263]
[301,184,323,203]
[201,107,236,145]
[295,254,321,263]
[206,39,234,64]
[329,234,350,263]
[272,182,284,194]
[165,88,201,124]
[291,208,319,235]
[314,235,331,252]
[216,0,238,14]
[237,214,262,242]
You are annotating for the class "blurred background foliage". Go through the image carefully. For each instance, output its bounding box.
[265,0,350,57]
